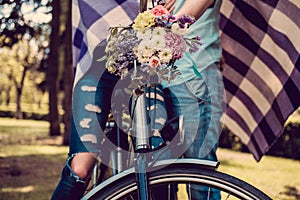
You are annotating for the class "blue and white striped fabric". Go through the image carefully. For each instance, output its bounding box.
[220,0,300,161]
[72,0,139,85]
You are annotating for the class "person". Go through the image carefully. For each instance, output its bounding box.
[51,0,140,199]
[51,0,172,199]
[161,0,225,199]
[52,0,224,200]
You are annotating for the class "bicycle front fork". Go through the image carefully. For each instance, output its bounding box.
[135,153,150,200]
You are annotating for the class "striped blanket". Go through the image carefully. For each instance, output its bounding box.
[72,0,300,161]
[220,0,300,161]
[72,0,139,85]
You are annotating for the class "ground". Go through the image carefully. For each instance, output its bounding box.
[1,118,300,200]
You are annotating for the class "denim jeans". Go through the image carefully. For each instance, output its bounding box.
[51,156,90,200]
[51,67,120,199]
[51,61,169,200]
[163,63,225,200]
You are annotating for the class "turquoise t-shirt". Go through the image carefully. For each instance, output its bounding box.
[162,0,222,87]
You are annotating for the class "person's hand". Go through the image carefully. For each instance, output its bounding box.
[164,0,176,13]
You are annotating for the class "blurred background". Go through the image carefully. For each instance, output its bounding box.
[0,0,299,199]
[0,0,73,143]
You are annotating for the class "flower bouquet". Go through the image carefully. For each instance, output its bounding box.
[101,3,202,88]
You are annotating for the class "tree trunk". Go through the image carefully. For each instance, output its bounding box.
[14,68,27,119]
[5,85,11,106]
[48,0,61,136]
[15,87,23,119]
[62,0,73,145]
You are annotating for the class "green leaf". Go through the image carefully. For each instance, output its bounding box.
[97,55,107,62]
[111,27,118,36]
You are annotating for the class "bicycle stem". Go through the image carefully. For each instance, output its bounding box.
[133,92,151,152]
[140,0,147,12]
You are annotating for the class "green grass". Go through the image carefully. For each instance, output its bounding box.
[217,149,300,199]
[0,118,300,199]
[0,103,49,115]
[0,118,50,145]
[0,118,67,200]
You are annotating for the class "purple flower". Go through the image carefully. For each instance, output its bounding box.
[177,15,195,28]
[115,33,139,54]
[165,32,186,60]
[189,43,199,54]
[195,35,201,41]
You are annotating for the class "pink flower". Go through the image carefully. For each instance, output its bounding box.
[149,56,161,68]
[150,5,170,17]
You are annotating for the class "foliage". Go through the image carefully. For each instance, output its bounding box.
[0,0,51,47]
[219,120,300,160]
[0,38,47,118]
[0,0,51,118]
[0,0,74,140]
[266,122,300,160]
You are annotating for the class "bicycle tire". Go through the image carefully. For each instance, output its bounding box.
[81,159,271,200]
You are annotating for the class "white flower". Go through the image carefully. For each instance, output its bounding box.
[136,28,152,40]
[158,49,172,63]
[136,51,150,63]
[150,35,166,48]
[152,27,166,38]
[171,23,189,36]
[134,46,149,62]
[138,39,153,51]
[143,48,155,58]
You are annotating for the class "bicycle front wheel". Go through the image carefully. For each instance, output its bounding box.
[82,159,271,200]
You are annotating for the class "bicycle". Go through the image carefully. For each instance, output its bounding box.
[80,0,272,199]
[80,81,271,200]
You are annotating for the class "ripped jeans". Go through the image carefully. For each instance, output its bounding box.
[51,68,168,200]
[51,62,224,200]
[51,69,119,200]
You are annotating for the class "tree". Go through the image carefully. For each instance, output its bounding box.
[0,0,74,138]
[0,0,63,135]
[0,37,46,119]
[47,0,61,136]
[61,0,73,145]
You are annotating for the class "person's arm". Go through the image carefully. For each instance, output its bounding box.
[164,0,176,13]
[173,0,214,20]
